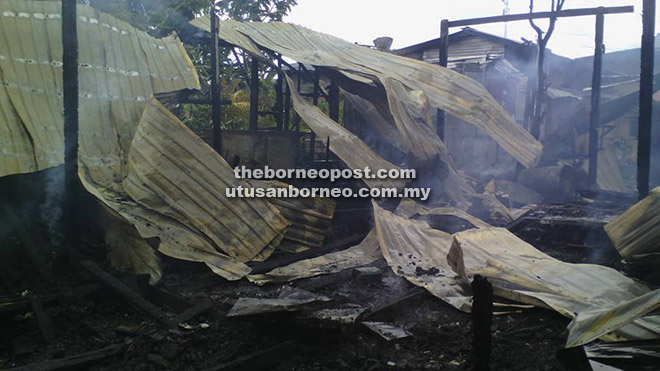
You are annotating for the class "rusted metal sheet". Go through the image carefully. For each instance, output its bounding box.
[605,186,660,260]
[126,99,289,263]
[285,75,406,190]
[247,229,381,285]
[0,0,199,178]
[248,180,336,250]
[190,18,542,169]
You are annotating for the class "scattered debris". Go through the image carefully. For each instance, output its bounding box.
[227,287,330,317]
[363,322,412,341]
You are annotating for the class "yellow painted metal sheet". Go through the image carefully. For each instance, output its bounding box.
[567,288,660,347]
[373,201,473,312]
[605,186,660,259]
[247,229,381,285]
[191,17,542,169]
[0,2,289,282]
[126,99,289,262]
[449,227,660,342]
[286,75,406,190]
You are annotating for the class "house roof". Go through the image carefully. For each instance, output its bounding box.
[393,27,525,56]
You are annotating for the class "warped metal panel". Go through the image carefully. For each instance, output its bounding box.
[247,229,381,285]
[286,75,406,190]
[190,17,542,169]
[449,227,660,342]
[373,201,473,312]
[248,180,336,249]
[605,186,660,259]
[0,2,286,282]
[0,0,200,178]
[127,99,290,262]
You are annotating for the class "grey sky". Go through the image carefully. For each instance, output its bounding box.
[284,0,655,58]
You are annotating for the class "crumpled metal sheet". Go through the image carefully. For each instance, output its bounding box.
[449,227,660,342]
[0,0,199,178]
[227,287,330,317]
[248,180,336,251]
[126,99,289,263]
[395,198,490,229]
[566,288,660,348]
[285,75,406,190]
[190,17,542,169]
[605,186,660,260]
[0,2,288,282]
[373,199,660,341]
[373,201,473,312]
[247,229,381,285]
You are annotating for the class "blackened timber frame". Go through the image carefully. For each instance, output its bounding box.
[438,5,634,188]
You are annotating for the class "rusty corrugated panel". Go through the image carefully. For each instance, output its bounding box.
[285,75,406,190]
[605,187,660,260]
[248,180,336,250]
[0,2,291,282]
[247,230,381,285]
[190,17,542,169]
[126,99,289,263]
[373,200,660,341]
[0,0,200,178]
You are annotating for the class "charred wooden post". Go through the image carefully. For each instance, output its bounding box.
[472,275,493,371]
[284,78,291,131]
[81,260,175,328]
[588,9,605,187]
[437,19,449,140]
[249,57,259,131]
[325,136,331,162]
[309,70,320,160]
[329,80,340,122]
[62,0,80,251]
[276,57,285,131]
[637,0,656,199]
[210,8,223,153]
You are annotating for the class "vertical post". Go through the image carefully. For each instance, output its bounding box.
[210,8,222,153]
[249,57,259,131]
[588,9,604,187]
[638,0,656,199]
[284,80,291,131]
[328,80,340,122]
[437,19,449,140]
[472,275,493,371]
[62,0,79,250]
[275,57,284,131]
[309,70,320,160]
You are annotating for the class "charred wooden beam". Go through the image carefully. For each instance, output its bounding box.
[62,0,80,252]
[210,8,223,153]
[172,299,214,325]
[437,19,449,140]
[5,343,124,371]
[448,6,633,27]
[30,298,55,344]
[588,9,605,186]
[203,339,300,371]
[276,57,284,131]
[637,0,656,199]
[249,57,259,131]
[81,260,174,328]
[472,275,493,371]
